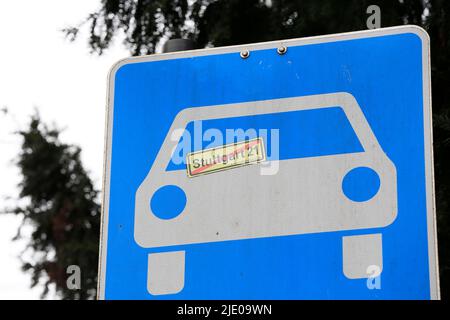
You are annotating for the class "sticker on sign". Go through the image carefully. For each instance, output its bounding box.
[186,138,266,177]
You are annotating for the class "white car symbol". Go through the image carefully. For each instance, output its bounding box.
[134,92,398,295]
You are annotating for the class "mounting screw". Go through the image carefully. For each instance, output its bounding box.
[277,46,287,55]
[240,50,250,59]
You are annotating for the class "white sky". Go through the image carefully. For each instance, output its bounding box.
[0,1,128,299]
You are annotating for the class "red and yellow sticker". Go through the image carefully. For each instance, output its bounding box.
[186,138,266,177]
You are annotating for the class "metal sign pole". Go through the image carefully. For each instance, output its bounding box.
[162,39,194,53]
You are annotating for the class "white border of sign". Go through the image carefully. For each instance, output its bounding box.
[97,25,439,300]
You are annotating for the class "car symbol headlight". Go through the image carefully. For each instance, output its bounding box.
[151,185,187,219]
[342,167,380,202]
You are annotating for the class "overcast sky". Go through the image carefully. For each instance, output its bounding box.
[0,1,128,299]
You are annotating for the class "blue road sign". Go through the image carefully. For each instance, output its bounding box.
[98,26,439,299]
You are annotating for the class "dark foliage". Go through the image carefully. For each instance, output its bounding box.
[7,114,100,299]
